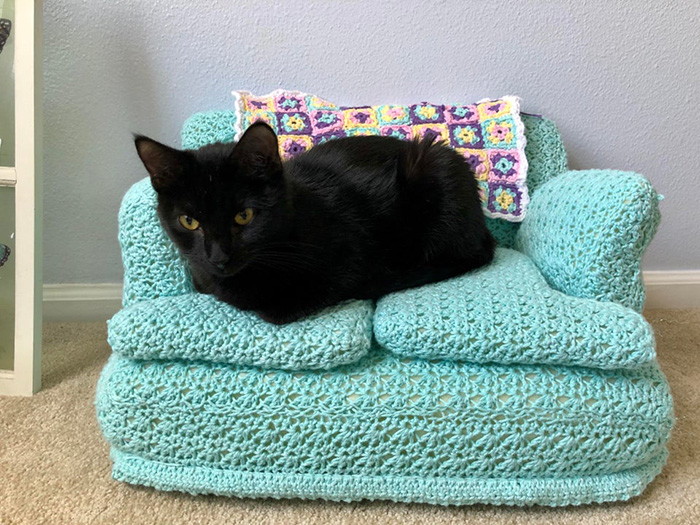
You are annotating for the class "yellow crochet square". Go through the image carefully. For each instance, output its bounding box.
[343,108,379,129]
[456,148,490,181]
[413,123,449,143]
[477,99,512,121]
[242,94,275,112]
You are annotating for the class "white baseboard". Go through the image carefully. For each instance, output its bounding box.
[40,272,700,322]
[642,271,700,310]
[43,283,122,322]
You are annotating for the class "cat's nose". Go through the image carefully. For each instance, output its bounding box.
[208,243,230,268]
[209,254,230,267]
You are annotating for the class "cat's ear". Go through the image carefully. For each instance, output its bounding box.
[233,122,282,175]
[134,135,189,193]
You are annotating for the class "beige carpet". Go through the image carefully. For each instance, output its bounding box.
[1,309,698,525]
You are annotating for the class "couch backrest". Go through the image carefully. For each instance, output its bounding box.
[484,114,569,247]
[180,111,568,248]
[520,114,568,193]
[182,111,239,150]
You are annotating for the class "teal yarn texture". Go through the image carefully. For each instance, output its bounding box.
[516,170,661,312]
[96,347,673,506]
[97,105,673,506]
[374,248,655,370]
[114,180,657,371]
[119,178,195,307]
[519,114,568,193]
[108,294,373,370]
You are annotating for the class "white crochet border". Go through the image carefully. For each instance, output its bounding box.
[476,94,530,222]
[232,89,307,142]
[231,89,529,222]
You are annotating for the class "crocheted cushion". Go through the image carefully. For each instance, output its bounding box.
[233,89,529,221]
[374,248,654,370]
[181,111,238,149]
[116,179,373,370]
[107,295,373,370]
[515,170,661,312]
[96,347,674,506]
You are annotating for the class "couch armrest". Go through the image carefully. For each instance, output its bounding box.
[515,170,661,312]
[119,178,194,307]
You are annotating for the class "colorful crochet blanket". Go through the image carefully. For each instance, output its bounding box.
[232,89,529,221]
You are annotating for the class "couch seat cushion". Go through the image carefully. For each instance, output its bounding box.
[96,347,673,506]
[108,294,373,370]
[374,248,654,369]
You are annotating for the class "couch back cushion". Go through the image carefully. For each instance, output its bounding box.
[180,107,567,245]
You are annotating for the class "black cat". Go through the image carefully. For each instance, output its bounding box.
[135,122,494,324]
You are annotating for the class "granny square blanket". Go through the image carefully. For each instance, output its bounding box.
[233,89,529,221]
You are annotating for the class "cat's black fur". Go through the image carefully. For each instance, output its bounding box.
[135,122,494,324]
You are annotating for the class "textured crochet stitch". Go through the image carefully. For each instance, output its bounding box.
[97,345,673,506]
[232,89,529,221]
[374,248,655,369]
[114,177,658,369]
[108,294,373,370]
[96,103,673,507]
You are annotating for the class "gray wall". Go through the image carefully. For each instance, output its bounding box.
[43,0,700,283]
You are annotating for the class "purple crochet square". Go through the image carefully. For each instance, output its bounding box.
[488,150,521,183]
[445,104,479,124]
[310,110,344,134]
[409,103,446,124]
[277,112,312,135]
[487,183,523,217]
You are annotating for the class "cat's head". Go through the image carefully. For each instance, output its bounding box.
[134,122,289,278]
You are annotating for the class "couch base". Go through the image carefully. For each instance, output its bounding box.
[111,448,668,507]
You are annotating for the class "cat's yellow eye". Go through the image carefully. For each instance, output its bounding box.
[234,208,255,226]
[178,215,200,231]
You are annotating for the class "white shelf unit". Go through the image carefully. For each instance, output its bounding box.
[0,0,42,396]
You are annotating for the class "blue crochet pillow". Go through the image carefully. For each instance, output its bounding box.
[114,178,374,371]
[374,248,655,370]
[108,294,373,370]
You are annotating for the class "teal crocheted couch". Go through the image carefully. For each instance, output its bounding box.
[95,111,674,506]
